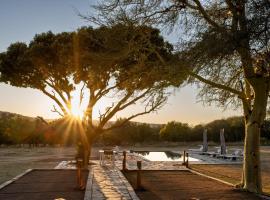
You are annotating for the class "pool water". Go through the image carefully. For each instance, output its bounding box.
[133,151,201,162]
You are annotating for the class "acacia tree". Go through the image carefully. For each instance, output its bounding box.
[73,24,181,163]
[0,24,182,165]
[92,0,270,192]
[0,32,75,116]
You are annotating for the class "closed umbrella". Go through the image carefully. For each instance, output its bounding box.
[220,128,226,155]
[202,129,208,152]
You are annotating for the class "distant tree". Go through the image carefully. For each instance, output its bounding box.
[92,0,270,192]
[189,124,204,141]
[101,118,160,145]
[160,121,191,141]
[205,117,244,142]
[0,24,185,165]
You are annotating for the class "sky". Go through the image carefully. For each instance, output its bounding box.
[0,0,241,125]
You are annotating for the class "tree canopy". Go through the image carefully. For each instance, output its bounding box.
[0,24,188,165]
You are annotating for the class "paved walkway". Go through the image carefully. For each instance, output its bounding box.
[55,160,139,200]
[84,163,139,200]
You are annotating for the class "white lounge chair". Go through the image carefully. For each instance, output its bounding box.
[188,145,203,153]
[222,149,243,161]
[204,146,221,157]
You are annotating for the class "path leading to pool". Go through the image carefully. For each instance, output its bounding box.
[84,162,139,200]
[56,160,140,200]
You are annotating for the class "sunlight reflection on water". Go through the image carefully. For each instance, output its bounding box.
[134,151,201,162]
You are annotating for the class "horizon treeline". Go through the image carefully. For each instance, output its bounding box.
[0,113,270,146]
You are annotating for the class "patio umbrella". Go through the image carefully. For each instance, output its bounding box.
[202,129,208,152]
[220,128,226,155]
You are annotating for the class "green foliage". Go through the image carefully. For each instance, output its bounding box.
[100,119,160,145]
[1,112,269,145]
[160,121,191,141]
[0,112,36,144]
[204,117,244,142]
[159,117,245,143]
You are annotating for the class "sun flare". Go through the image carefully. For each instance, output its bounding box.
[70,97,85,120]
[71,105,84,119]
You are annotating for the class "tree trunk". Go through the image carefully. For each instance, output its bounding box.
[82,128,99,168]
[83,144,91,168]
[241,80,269,193]
[242,120,262,193]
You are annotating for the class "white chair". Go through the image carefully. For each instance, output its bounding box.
[223,149,243,160]
[205,146,221,157]
[99,149,116,167]
[188,145,203,153]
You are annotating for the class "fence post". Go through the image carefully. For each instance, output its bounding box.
[137,161,142,190]
[76,159,84,189]
[186,152,189,168]
[123,151,127,171]
[183,150,186,165]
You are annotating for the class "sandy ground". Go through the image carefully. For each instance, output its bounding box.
[124,170,264,200]
[0,147,76,184]
[0,169,88,200]
[189,146,270,194]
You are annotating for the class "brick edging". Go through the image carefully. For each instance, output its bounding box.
[115,169,140,200]
[84,165,94,200]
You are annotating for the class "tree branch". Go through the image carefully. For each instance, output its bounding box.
[51,105,64,117]
[98,91,133,128]
[41,88,68,116]
[44,80,71,111]
[189,71,244,98]
[103,92,166,132]
[192,0,228,33]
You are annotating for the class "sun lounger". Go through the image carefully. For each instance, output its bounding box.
[188,145,203,153]
[220,149,243,161]
[188,130,208,154]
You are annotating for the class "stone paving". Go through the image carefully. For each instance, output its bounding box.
[56,159,139,200]
[85,162,139,200]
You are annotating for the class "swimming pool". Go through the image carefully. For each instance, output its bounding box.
[133,151,201,162]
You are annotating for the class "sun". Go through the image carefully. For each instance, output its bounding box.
[69,84,88,120]
[71,105,84,119]
[70,97,85,120]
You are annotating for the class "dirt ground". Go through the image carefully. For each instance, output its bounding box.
[0,146,103,185]
[190,164,270,194]
[0,147,76,185]
[189,147,270,194]
[124,170,264,200]
[0,169,88,200]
